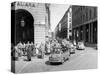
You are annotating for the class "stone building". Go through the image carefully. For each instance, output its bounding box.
[11,2,50,45]
[72,5,97,47]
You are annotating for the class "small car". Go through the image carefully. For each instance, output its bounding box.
[67,43,76,54]
[49,47,70,64]
[77,42,85,50]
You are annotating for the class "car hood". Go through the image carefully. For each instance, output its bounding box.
[50,54,61,58]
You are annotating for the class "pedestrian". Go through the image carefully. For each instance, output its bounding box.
[12,46,19,60]
[27,45,32,61]
[40,43,45,58]
[47,42,51,54]
[23,42,26,56]
[35,43,39,57]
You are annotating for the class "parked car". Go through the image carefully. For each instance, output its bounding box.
[49,47,70,64]
[77,42,85,50]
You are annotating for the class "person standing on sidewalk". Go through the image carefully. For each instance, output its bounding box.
[27,45,32,61]
[35,43,39,57]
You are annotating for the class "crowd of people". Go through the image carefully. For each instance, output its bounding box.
[11,41,46,61]
[11,39,73,61]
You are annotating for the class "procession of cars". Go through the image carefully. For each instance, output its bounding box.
[11,39,85,64]
[48,40,85,64]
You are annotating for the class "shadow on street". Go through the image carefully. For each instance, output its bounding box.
[45,61,63,66]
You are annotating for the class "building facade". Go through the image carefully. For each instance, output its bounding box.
[67,6,72,40]
[11,2,50,45]
[72,5,97,47]
[54,6,72,40]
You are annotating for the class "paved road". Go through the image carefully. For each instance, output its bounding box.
[15,47,97,73]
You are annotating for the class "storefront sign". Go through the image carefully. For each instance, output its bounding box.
[17,2,35,7]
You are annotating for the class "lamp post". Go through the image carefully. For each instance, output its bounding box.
[21,18,25,41]
[21,18,25,27]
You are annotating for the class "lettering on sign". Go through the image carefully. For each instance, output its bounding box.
[17,2,35,7]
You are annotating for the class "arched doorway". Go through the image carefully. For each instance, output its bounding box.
[11,9,34,45]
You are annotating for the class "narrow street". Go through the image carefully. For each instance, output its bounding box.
[15,47,97,73]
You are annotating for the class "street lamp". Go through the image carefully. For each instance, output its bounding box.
[20,18,25,41]
[77,30,79,37]
[21,18,25,27]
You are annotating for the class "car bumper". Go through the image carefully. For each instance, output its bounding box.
[77,47,85,50]
[49,57,63,63]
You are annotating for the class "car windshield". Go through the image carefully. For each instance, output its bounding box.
[51,50,61,54]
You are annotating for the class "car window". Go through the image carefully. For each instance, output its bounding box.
[51,49,61,54]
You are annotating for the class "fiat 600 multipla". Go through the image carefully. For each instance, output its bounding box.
[49,47,70,64]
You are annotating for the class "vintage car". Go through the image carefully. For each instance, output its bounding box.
[77,42,85,50]
[49,47,70,64]
[67,43,76,54]
[61,39,75,54]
